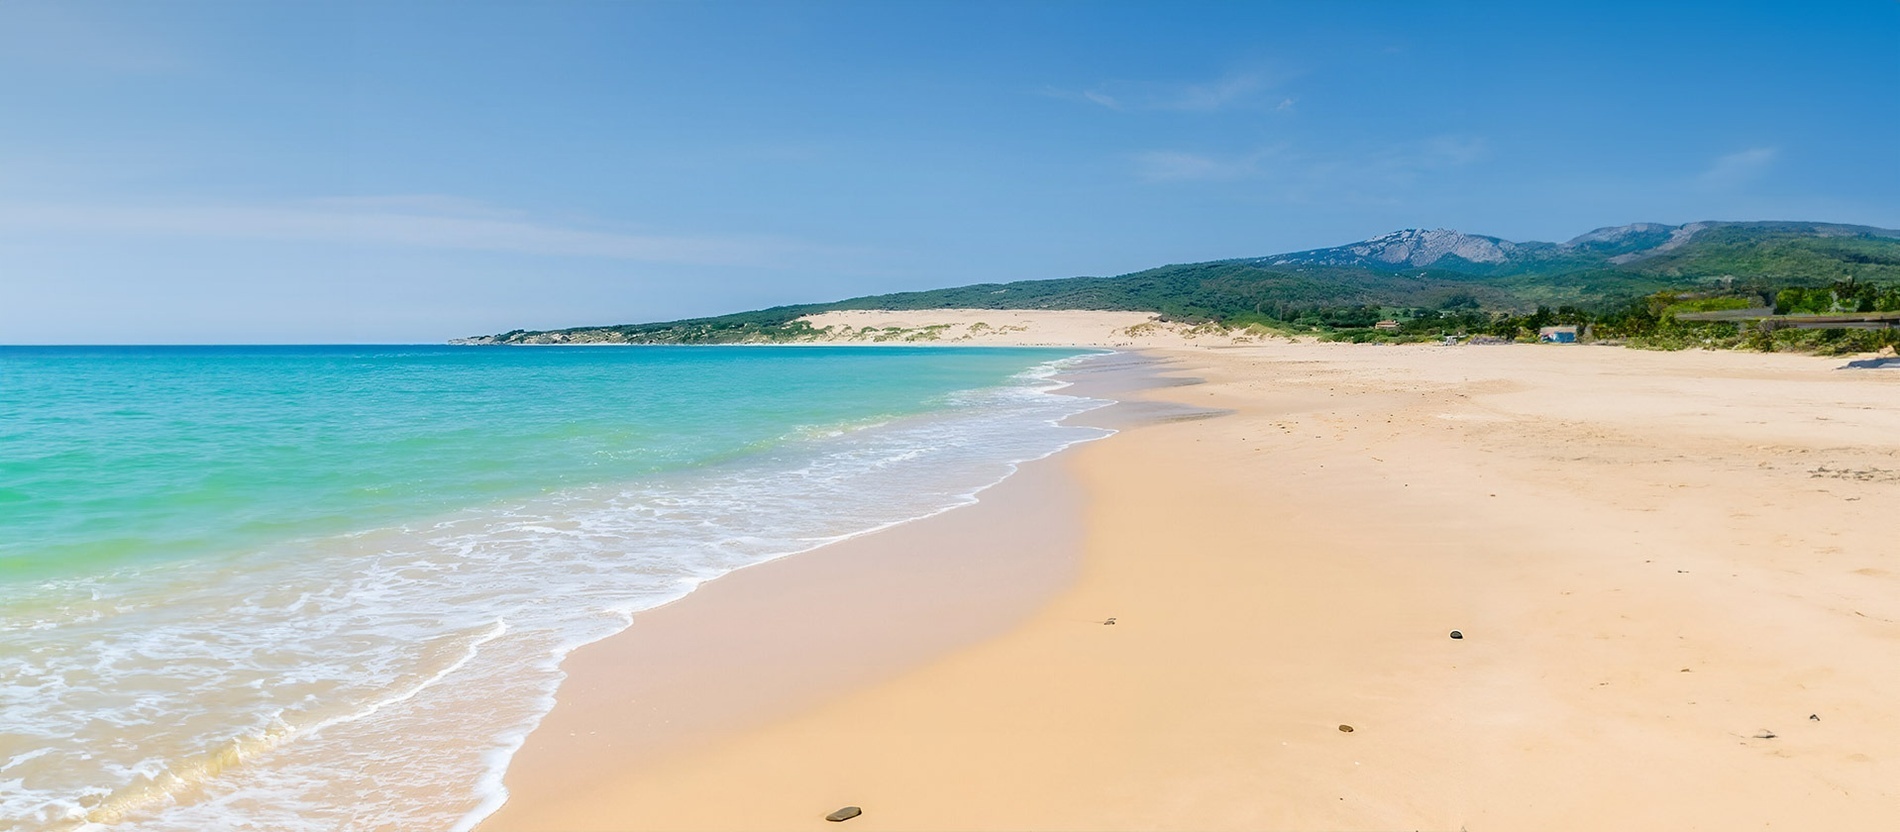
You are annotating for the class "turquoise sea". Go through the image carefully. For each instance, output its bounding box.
[0,345,1109,831]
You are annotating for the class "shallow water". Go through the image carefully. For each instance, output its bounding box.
[0,345,1111,830]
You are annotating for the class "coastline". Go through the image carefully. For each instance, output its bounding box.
[476,449,1090,830]
[475,351,1180,830]
[479,334,1900,830]
[3,344,1126,831]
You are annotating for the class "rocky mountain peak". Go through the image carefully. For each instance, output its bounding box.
[1347,228,1517,266]
[1562,222,1677,247]
[1265,227,1518,269]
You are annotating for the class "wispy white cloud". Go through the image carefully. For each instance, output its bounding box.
[1132,135,1487,188]
[0,3,183,73]
[1133,147,1283,183]
[1132,151,1229,182]
[1414,135,1487,168]
[1043,70,1283,113]
[1162,72,1266,112]
[300,194,527,217]
[0,197,847,268]
[1699,146,1778,187]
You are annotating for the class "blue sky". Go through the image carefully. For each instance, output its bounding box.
[4,1,1897,343]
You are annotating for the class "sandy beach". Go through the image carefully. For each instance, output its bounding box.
[481,321,1900,831]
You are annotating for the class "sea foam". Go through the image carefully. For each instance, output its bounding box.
[0,353,1110,831]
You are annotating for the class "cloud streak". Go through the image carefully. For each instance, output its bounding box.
[1045,70,1280,113]
[0,197,844,268]
[1133,147,1284,182]
[1699,146,1777,187]
[0,3,183,73]
[1161,72,1266,112]
[1132,135,1487,188]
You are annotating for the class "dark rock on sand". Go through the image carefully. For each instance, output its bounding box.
[826,806,863,822]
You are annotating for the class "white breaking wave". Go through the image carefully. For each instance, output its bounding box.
[0,354,1112,831]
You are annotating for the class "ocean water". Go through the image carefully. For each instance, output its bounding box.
[0,345,1111,831]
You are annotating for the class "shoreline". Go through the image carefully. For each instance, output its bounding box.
[479,337,1900,830]
[475,350,1182,830]
[452,305,1900,363]
[475,449,1091,830]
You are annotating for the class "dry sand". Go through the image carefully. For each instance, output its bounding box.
[482,322,1900,831]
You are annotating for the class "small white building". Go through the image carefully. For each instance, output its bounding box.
[1539,325,1579,343]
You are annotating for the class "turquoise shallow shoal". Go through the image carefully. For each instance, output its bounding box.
[0,345,1081,582]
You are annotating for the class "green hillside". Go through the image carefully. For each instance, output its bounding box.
[458,221,1900,352]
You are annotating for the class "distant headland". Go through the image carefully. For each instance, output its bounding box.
[454,221,1900,354]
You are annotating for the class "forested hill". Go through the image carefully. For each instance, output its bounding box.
[456,220,1900,345]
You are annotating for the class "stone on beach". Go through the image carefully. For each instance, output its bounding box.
[825,806,863,822]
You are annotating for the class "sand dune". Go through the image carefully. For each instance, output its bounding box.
[794,309,1270,348]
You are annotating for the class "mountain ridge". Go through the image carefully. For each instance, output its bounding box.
[1255,221,1900,274]
[457,219,1900,345]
